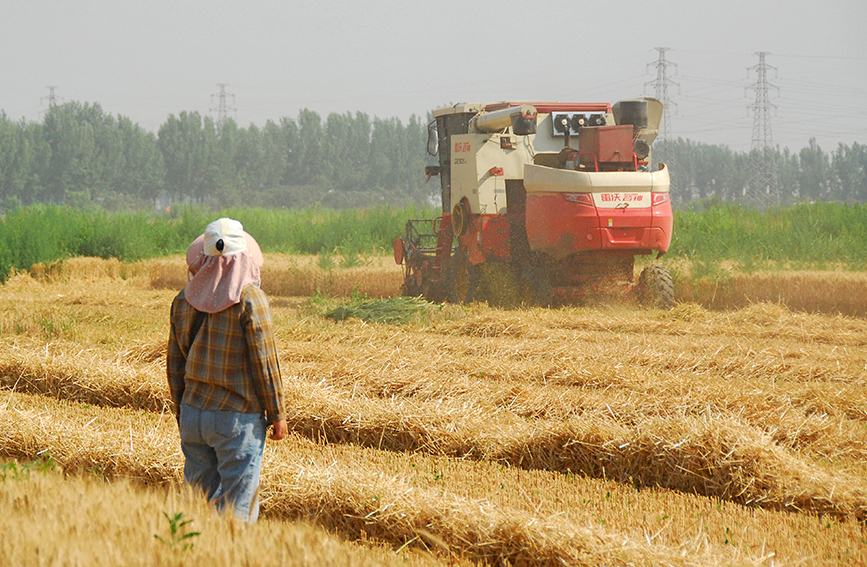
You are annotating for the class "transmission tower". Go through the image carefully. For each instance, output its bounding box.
[210,83,236,126]
[41,86,62,110]
[746,51,780,207]
[645,48,679,192]
[645,47,678,142]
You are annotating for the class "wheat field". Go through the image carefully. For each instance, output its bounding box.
[1,256,866,566]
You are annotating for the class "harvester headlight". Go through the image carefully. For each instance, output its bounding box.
[571,114,587,130]
[652,193,670,206]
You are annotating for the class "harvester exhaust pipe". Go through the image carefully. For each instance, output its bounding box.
[472,104,538,135]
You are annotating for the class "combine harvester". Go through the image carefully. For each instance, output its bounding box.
[394,98,674,308]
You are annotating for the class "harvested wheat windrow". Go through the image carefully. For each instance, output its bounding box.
[281,380,867,520]
[0,338,169,412]
[0,391,743,567]
[3,330,866,471]
[1,339,864,521]
[277,329,867,463]
[1,462,422,567]
[678,270,867,317]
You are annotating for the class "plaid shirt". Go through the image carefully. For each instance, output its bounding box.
[167,285,286,423]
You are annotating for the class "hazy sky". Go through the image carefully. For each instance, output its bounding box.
[2,0,865,152]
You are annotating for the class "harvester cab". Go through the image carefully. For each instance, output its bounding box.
[394,98,674,308]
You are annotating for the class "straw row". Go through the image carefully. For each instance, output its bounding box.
[0,339,170,413]
[2,344,864,520]
[0,469,425,567]
[35,255,867,318]
[278,336,867,460]
[0,391,744,567]
[10,333,864,462]
[282,381,867,520]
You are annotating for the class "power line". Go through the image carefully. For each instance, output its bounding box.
[772,52,867,61]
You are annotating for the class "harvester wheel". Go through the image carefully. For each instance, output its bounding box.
[452,201,470,236]
[637,265,675,309]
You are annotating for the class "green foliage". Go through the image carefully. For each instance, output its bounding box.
[317,250,337,270]
[0,205,188,277]
[215,204,435,256]
[2,101,867,212]
[324,296,435,325]
[1,456,56,481]
[669,201,867,270]
[154,511,200,552]
[0,201,865,281]
[0,204,438,281]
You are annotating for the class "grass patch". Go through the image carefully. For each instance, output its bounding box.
[324,296,436,325]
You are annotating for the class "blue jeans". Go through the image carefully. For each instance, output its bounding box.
[179,403,267,522]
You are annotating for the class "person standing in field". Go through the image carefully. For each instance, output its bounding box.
[167,217,288,523]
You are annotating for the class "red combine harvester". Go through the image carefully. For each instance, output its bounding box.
[393,98,674,308]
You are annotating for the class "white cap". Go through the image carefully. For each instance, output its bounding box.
[186,218,265,268]
[204,218,247,256]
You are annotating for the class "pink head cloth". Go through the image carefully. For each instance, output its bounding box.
[183,218,265,314]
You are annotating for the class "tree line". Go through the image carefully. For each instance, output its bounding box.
[655,138,867,206]
[0,101,865,211]
[0,102,434,211]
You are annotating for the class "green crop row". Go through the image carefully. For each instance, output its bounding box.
[671,202,867,270]
[1,202,865,281]
[0,204,439,279]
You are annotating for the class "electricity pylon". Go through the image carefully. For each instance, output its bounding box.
[746,52,780,207]
[41,86,62,110]
[210,83,236,126]
[645,47,679,192]
[646,47,678,142]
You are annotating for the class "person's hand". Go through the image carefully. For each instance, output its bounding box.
[269,419,288,440]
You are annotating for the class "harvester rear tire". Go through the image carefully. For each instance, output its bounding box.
[638,264,675,310]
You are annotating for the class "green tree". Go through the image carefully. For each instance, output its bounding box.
[14,122,52,206]
[42,102,107,205]
[293,109,326,188]
[114,116,165,206]
[158,111,220,204]
[832,142,867,203]
[798,138,830,202]
[0,112,20,206]
[324,111,372,193]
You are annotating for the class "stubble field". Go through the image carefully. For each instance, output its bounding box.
[1,255,866,566]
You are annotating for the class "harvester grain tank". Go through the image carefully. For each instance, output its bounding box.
[394,98,674,308]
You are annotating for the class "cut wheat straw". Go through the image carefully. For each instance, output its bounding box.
[1,391,748,567]
[1,337,864,520]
